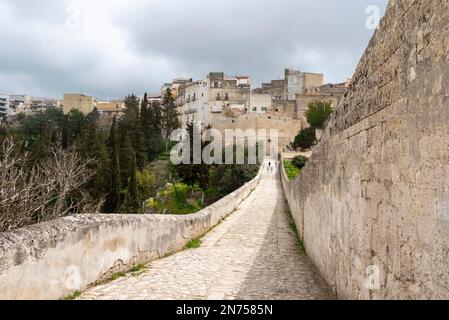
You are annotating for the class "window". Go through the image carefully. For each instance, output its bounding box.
[224,93,229,101]
[252,107,257,112]
[262,107,268,112]
[214,82,219,88]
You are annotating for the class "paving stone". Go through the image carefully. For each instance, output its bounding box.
[79,170,335,300]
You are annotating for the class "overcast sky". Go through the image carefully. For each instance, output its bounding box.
[0,0,388,100]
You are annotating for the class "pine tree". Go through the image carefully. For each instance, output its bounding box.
[105,116,121,213]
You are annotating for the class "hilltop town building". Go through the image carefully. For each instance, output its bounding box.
[148,93,162,104]
[95,100,125,127]
[295,81,349,118]
[63,94,97,115]
[162,68,348,148]
[256,69,325,100]
[164,72,252,128]
[62,93,127,127]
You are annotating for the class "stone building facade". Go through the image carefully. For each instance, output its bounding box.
[256,68,325,100]
[295,81,349,118]
[253,68,348,123]
[167,72,252,128]
[63,93,97,115]
[165,69,347,148]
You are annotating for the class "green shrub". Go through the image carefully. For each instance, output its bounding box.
[293,127,316,150]
[186,238,202,249]
[306,101,333,128]
[291,156,308,170]
[283,160,301,180]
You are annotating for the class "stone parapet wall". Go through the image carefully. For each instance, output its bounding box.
[0,169,262,300]
[281,0,449,299]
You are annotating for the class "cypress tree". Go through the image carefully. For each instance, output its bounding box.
[162,88,181,140]
[174,123,210,190]
[147,101,164,160]
[123,149,141,213]
[105,116,121,213]
[121,94,146,169]
[76,110,110,203]
[141,93,163,161]
[141,92,152,158]
[119,131,135,188]
[62,115,69,150]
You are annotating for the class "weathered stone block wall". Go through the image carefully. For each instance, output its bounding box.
[282,0,449,299]
[213,113,302,148]
[0,171,262,300]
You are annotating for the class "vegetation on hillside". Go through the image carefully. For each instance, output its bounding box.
[284,160,301,181]
[0,88,260,230]
[283,155,309,181]
[305,101,333,128]
[292,101,333,151]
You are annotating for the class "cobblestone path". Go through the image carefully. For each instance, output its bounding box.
[79,168,334,300]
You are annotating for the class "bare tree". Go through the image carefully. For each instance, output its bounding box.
[0,138,103,232]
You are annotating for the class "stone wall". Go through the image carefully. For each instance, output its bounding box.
[0,170,262,300]
[213,113,302,149]
[281,0,449,300]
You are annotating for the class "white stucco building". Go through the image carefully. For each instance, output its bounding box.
[0,94,13,120]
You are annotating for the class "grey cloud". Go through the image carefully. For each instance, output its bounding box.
[0,0,388,98]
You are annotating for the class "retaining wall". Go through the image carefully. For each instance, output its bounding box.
[281,0,449,300]
[0,170,262,300]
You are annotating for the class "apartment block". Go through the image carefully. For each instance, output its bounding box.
[0,94,11,120]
